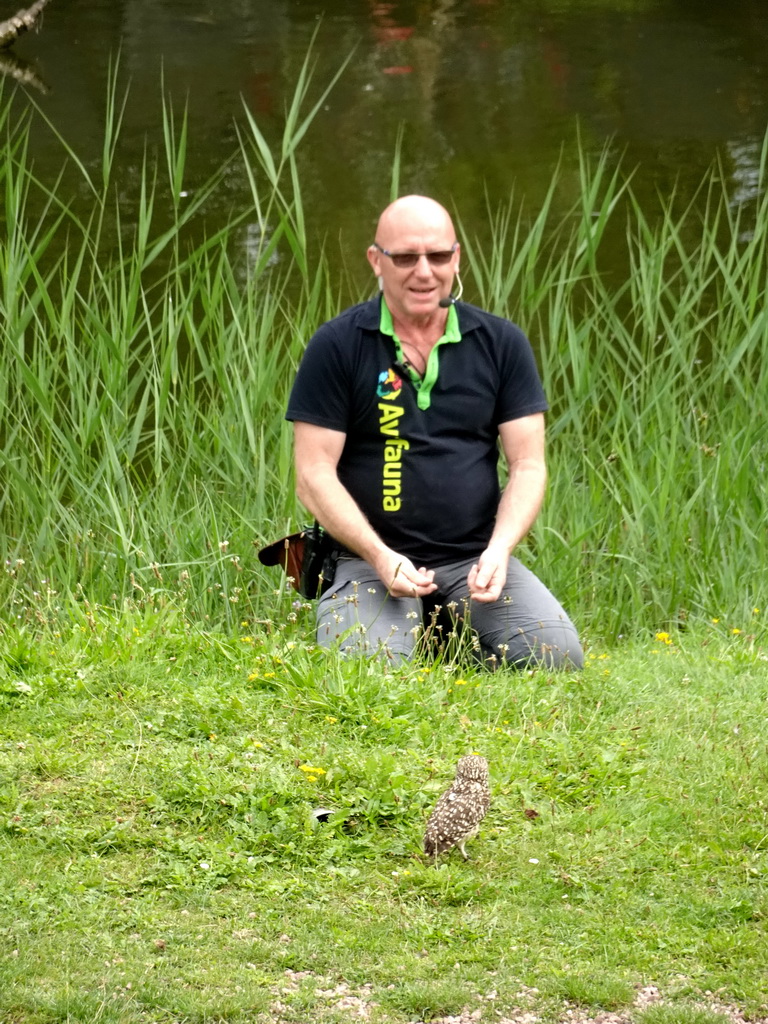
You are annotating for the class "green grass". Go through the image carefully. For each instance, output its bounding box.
[1,617,767,1022]
[2,58,768,637]
[1,56,768,1019]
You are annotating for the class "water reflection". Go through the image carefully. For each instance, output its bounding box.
[728,137,763,208]
[3,0,767,258]
[0,48,48,92]
[241,221,281,283]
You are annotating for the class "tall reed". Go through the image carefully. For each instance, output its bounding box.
[0,68,332,627]
[468,146,768,636]
[1,71,766,640]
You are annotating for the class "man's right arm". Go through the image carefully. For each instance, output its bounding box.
[293,421,436,598]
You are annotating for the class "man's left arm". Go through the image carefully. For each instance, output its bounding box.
[467,412,547,603]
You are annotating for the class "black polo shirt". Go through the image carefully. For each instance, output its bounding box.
[286,297,548,565]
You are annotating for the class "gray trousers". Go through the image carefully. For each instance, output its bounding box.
[316,554,583,670]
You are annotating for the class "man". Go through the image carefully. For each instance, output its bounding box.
[286,195,582,669]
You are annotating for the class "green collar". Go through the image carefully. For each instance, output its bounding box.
[379,300,462,410]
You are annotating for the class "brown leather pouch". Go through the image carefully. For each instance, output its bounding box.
[257,524,337,598]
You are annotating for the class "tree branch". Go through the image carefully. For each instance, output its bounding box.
[0,0,52,50]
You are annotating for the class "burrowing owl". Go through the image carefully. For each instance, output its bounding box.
[423,755,490,860]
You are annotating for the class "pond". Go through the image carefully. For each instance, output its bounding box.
[4,0,768,280]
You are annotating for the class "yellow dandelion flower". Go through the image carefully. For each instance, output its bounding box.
[454,679,467,686]
[247,672,258,681]
[324,715,338,724]
[298,765,326,775]
[731,627,742,635]
[711,617,720,624]
[655,632,672,644]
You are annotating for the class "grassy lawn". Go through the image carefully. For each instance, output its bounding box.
[3,58,768,1023]
[2,615,767,1023]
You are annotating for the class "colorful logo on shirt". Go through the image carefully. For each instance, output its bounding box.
[376,366,402,399]
[378,368,408,513]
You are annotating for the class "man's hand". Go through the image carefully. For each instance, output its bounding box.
[373,550,437,599]
[468,546,509,603]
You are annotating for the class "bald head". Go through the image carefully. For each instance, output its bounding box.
[367,195,460,324]
[375,195,456,249]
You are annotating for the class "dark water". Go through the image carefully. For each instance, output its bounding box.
[4,0,768,269]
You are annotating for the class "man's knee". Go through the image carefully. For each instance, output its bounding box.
[481,620,584,671]
[317,627,416,664]
[316,570,420,662]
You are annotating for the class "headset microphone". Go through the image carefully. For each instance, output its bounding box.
[438,271,464,309]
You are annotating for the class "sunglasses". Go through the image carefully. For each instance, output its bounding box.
[372,241,458,269]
